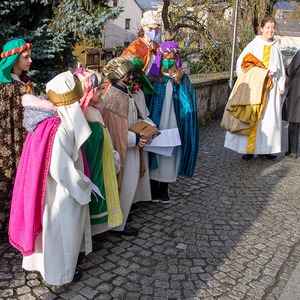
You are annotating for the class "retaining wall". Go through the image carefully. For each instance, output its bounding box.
[189,72,232,121]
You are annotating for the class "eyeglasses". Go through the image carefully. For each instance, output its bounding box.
[147,26,160,32]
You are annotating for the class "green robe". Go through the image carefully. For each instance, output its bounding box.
[82,122,108,225]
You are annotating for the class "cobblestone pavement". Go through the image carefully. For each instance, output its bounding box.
[1,118,300,300]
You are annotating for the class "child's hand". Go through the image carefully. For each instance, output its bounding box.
[138,135,147,149]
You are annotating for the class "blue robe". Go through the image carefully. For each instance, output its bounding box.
[146,73,199,177]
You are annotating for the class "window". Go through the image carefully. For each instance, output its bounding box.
[113,0,117,7]
[125,19,130,30]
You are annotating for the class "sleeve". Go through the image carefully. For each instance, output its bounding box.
[274,45,286,92]
[127,131,138,148]
[49,127,92,205]
[287,51,300,79]
[236,40,255,77]
[106,128,121,174]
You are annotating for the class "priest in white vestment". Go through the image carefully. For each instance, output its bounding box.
[224,17,286,158]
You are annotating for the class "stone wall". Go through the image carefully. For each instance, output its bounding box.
[189,72,232,121]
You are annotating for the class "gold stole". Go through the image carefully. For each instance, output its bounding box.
[102,128,123,227]
[246,45,272,153]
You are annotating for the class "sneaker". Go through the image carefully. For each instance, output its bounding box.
[160,197,170,204]
[72,268,83,282]
[151,197,161,203]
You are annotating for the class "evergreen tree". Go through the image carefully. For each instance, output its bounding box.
[0,0,122,92]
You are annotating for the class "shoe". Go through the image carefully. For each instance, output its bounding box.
[72,268,83,282]
[92,240,102,252]
[130,203,140,213]
[285,153,299,159]
[77,252,85,265]
[259,154,277,160]
[151,197,160,203]
[160,182,170,201]
[242,154,254,160]
[126,214,133,223]
[92,234,106,242]
[110,224,139,236]
[160,197,170,204]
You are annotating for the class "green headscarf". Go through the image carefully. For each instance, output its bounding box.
[0,39,30,83]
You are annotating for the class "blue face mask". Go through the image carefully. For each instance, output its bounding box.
[162,59,176,69]
[145,29,158,41]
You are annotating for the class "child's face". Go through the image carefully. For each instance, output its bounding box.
[260,21,275,42]
[120,69,140,87]
[14,49,32,73]
[163,52,175,60]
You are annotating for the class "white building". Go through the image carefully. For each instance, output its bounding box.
[104,0,143,48]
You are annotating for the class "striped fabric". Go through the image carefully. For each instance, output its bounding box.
[246,45,271,153]
[0,43,33,58]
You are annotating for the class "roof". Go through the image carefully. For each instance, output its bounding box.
[135,0,162,10]
[274,1,294,10]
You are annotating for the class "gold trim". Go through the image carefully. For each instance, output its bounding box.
[47,78,83,106]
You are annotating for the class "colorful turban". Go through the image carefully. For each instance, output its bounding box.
[103,57,135,84]
[141,10,160,27]
[147,41,182,78]
[0,38,33,83]
[73,67,102,113]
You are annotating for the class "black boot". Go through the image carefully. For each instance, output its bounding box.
[150,179,160,202]
[159,182,170,204]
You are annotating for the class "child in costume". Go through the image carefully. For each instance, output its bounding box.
[9,71,93,285]
[0,38,33,239]
[102,10,160,95]
[102,56,149,236]
[146,41,199,203]
[74,68,123,236]
[122,55,157,205]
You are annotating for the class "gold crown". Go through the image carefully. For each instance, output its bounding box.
[47,78,83,106]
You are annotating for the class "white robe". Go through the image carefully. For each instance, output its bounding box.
[149,80,181,182]
[113,96,140,231]
[131,89,153,203]
[224,36,286,154]
[22,101,93,285]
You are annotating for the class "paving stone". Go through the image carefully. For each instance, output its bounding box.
[2,119,300,299]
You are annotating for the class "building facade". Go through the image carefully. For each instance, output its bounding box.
[104,0,143,48]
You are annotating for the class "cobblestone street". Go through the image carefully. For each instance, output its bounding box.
[1,118,300,299]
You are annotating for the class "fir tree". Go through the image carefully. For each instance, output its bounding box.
[0,0,122,92]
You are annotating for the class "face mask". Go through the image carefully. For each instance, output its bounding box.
[145,29,158,41]
[162,59,175,69]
